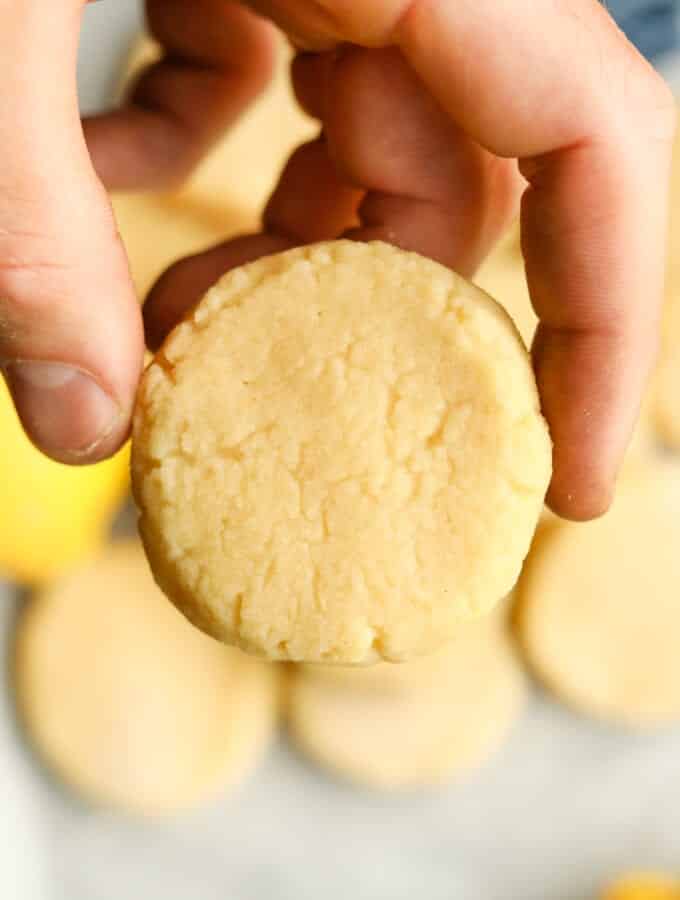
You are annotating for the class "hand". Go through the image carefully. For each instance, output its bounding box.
[0,0,274,463]
[145,0,676,520]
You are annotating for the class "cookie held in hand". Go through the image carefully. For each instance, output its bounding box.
[132,241,551,663]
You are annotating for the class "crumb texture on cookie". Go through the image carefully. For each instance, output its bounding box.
[133,241,551,663]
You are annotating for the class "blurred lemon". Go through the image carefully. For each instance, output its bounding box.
[602,873,680,900]
[0,379,129,584]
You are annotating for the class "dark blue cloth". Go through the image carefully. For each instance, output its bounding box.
[608,0,678,60]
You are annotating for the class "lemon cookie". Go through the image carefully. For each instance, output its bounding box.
[14,542,278,816]
[516,461,680,728]
[132,241,552,663]
[287,622,526,788]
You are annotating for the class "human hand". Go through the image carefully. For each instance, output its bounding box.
[0,0,274,463]
[144,0,676,520]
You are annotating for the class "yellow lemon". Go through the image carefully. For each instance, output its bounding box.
[0,379,130,584]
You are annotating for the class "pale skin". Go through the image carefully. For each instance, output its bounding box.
[0,0,675,520]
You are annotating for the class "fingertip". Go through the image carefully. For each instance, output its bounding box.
[545,476,615,522]
[143,259,200,353]
[2,362,132,466]
[264,139,363,244]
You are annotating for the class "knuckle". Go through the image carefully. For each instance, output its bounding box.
[618,49,677,142]
[323,0,418,45]
[636,65,676,133]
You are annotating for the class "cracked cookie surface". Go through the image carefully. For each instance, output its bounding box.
[132,241,551,663]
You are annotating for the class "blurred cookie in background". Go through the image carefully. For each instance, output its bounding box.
[0,378,130,586]
[287,617,526,789]
[14,541,279,817]
[515,460,680,729]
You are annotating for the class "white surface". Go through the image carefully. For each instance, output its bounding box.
[1,3,680,898]
[5,578,680,900]
[78,0,142,115]
[0,599,50,900]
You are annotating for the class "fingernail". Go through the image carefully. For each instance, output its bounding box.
[2,361,121,461]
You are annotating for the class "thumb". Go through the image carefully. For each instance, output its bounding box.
[0,0,143,464]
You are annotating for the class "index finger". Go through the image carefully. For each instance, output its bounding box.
[84,0,276,191]
[245,0,676,519]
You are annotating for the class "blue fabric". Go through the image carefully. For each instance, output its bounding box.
[610,0,671,17]
[607,0,678,60]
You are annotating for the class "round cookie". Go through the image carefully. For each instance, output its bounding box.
[601,873,680,900]
[14,542,279,817]
[515,462,680,728]
[287,624,526,788]
[132,241,551,663]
